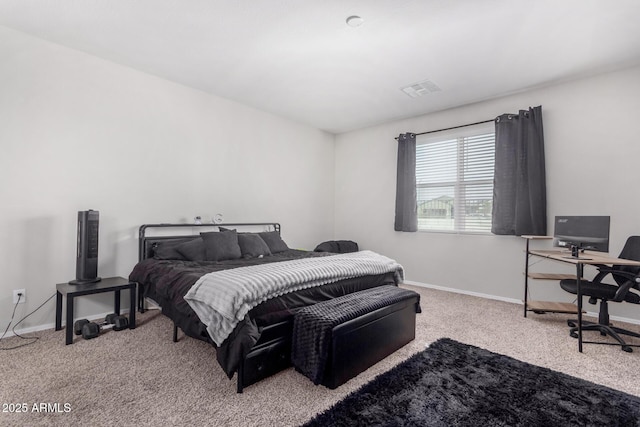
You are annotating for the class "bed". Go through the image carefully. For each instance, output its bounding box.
[129,223,407,392]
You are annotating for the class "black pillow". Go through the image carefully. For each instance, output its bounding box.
[153,239,190,260]
[238,234,271,259]
[314,240,359,254]
[201,230,242,261]
[176,238,206,262]
[258,231,289,253]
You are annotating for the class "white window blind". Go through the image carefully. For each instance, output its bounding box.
[416,123,495,233]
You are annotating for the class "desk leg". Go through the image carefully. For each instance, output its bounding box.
[65,296,74,345]
[114,290,121,315]
[55,291,62,331]
[576,264,583,353]
[523,239,530,318]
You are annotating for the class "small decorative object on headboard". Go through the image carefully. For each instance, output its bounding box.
[213,213,224,224]
[194,216,202,224]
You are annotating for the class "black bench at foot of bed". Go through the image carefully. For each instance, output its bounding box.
[292,285,421,389]
[170,285,420,393]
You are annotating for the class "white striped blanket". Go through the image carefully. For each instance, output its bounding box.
[183,250,404,346]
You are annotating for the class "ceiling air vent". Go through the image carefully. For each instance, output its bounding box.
[401,79,442,98]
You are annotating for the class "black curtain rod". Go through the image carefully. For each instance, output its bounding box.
[395,118,495,140]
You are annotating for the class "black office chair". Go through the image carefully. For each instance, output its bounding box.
[559,236,640,352]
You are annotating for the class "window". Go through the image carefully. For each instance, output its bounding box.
[416,123,495,233]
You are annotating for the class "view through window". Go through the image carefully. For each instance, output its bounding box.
[416,122,495,233]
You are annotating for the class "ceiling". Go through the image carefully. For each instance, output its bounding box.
[1,0,640,134]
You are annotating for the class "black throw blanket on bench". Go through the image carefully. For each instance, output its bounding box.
[292,285,421,385]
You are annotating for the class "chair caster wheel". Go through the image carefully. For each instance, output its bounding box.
[622,346,633,353]
[567,320,576,328]
[570,332,578,339]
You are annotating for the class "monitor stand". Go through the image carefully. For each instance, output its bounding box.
[562,244,592,260]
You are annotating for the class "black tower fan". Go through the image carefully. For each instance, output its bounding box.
[69,210,102,285]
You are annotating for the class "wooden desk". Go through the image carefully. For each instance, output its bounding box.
[521,236,579,317]
[528,249,640,352]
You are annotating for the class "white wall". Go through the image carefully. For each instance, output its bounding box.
[0,26,335,330]
[335,65,640,322]
[2,24,639,334]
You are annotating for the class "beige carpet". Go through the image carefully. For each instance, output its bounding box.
[1,284,639,427]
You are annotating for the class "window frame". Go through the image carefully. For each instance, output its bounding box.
[415,122,495,234]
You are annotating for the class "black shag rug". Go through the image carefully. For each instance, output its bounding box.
[303,338,640,426]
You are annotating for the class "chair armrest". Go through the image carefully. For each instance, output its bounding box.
[591,265,618,283]
[591,269,613,284]
[613,280,636,302]
[594,267,640,301]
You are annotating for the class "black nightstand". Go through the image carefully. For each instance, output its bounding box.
[55,276,136,345]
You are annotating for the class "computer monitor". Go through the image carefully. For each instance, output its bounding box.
[553,215,610,257]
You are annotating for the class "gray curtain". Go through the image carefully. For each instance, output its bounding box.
[394,133,417,232]
[491,106,547,235]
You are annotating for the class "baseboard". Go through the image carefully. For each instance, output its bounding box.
[3,297,163,339]
[1,306,161,339]
[403,280,640,327]
[403,280,522,305]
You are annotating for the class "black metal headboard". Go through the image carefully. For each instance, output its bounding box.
[138,223,281,262]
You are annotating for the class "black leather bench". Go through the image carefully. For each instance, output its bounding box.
[292,285,420,389]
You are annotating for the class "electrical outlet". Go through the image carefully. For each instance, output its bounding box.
[13,289,26,304]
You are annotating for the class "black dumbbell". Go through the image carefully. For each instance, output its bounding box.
[73,314,129,340]
[112,315,129,331]
[74,317,108,337]
[105,313,129,331]
[105,313,119,324]
[81,322,101,339]
[74,319,90,335]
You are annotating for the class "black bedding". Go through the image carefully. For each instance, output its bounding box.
[129,249,399,377]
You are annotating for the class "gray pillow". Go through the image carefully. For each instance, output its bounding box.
[176,238,206,262]
[153,239,190,260]
[201,230,242,261]
[238,234,271,259]
[258,231,289,253]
